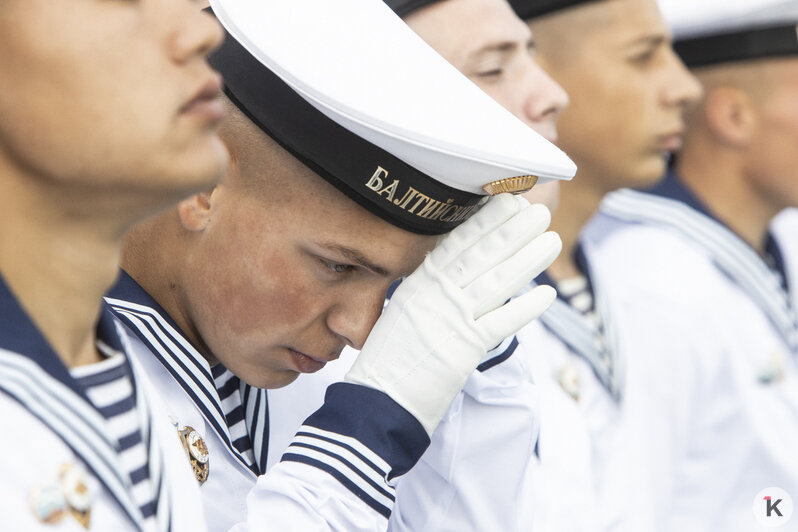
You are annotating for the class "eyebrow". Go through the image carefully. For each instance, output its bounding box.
[471,39,526,57]
[626,34,668,50]
[318,243,390,277]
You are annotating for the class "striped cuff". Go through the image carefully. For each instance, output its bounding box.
[477,335,519,373]
[281,383,429,518]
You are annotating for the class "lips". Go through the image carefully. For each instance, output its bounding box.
[657,129,686,152]
[180,74,225,122]
[288,348,328,374]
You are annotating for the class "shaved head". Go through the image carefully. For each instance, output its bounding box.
[690,58,783,107]
[526,0,614,63]
[215,97,285,198]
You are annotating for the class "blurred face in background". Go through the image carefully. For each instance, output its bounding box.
[404,0,569,209]
[0,0,227,205]
[739,57,798,211]
[527,0,702,192]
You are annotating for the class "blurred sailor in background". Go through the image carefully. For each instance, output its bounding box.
[505,0,702,529]
[0,1,227,530]
[586,0,798,529]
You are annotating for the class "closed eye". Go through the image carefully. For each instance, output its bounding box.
[321,259,356,275]
[476,68,503,78]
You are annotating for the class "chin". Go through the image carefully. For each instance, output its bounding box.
[246,369,301,390]
[625,157,667,190]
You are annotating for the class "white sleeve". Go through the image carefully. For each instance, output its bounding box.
[600,298,710,532]
[234,383,430,532]
[388,336,540,532]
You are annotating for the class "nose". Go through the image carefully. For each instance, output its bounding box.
[166,3,225,65]
[523,61,569,130]
[325,286,387,351]
[661,49,703,109]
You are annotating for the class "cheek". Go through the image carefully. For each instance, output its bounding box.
[749,114,798,201]
[593,77,667,178]
[206,247,319,340]
[0,40,176,184]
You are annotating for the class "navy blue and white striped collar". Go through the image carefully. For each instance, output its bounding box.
[528,245,623,401]
[535,243,594,308]
[644,171,789,288]
[0,272,168,531]
[0,273,125,401]
[106,270,268,475]
[601,171,798,351]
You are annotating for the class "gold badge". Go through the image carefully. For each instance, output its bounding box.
[177,425,209,484]
[29,463,92,529]
[758,349,787,385]
[60,464,91,529]
[556,363,581,402]
[483,175,539,195]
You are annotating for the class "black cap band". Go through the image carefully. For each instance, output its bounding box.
[383,0,443,17]
[510,0,602,20]
[675,24,798,67]
[207,18,483,235]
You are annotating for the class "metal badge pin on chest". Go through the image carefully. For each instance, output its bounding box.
[556,363,581,402]
[758,349,787,385]
[29,479,68,526]
[29,463,93,528]
[483,175,539,195]
[60,463,92,529]
[177,425,209,484]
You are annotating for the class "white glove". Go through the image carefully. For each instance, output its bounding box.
[345,193,560,435]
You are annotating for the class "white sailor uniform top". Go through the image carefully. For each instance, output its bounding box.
[510,246,623,532]
[0,274,206,531]
[583,172,798,532]
[107,271,430,531]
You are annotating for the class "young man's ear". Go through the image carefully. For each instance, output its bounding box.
[703,86,756,148]
[177,189,216,232]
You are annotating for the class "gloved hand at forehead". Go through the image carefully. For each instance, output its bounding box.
[345,193,560,436]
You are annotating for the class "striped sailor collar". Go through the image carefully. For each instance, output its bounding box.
[0,272,126,400]
[644,171,789,289]
[531,249,623,401]
[106,270,267,475]
[535,243,594,306]
[0,273,165,530]
[601,171,798,351]
[107,270,192,346]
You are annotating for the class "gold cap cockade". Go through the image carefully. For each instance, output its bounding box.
[483,175,539,195]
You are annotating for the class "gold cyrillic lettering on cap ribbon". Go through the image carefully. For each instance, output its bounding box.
[365,166,477,223]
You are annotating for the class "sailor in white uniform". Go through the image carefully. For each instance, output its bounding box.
[107,0,575,530]
[0,0,228,529]
[586,1,798,529]
[487,0,702,529]
[366,2,570,530]
[0,299,214,532]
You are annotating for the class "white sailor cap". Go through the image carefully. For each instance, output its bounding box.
[659,0,798,67]
[509,0,603,20]
[208,0,575,235]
